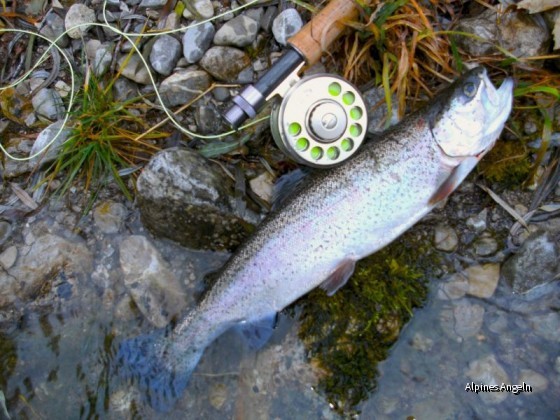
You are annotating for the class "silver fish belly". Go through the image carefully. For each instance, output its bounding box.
[116,67,514,411]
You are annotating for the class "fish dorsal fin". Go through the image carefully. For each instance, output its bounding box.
[320,259,356,296]
[238,313,278,350]
[271,168,311,210]
[429,156,480,205]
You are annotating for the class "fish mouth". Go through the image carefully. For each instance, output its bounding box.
[481,72,514,136]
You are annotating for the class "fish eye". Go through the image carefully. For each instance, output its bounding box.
[463,82,477,98]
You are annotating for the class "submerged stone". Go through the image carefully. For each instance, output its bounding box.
[137,148,257,251]
[465,355,510,404]
[119,235,187,328]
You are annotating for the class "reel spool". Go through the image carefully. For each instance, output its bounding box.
[271,74,368,168]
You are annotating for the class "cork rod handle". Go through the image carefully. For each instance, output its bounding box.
[288,0,359,66]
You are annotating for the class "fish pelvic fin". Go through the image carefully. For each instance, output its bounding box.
[429,156,480,206]
[115,329,203,412]
[320,259,356,296]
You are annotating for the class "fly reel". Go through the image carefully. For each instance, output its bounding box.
[270,74,368,168]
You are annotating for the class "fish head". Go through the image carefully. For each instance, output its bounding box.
[429,67,514,158]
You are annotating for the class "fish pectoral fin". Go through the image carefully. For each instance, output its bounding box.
[428,156,480,205]
[320,259,356,296]
[238,313,278,350]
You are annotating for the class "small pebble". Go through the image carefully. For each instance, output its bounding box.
[272,8,303,45]
[465,263,500,298]
[0,246,18,270]
[466,208,488,233]
[473,235,498,256]
[518,369,548,393]
[434,224,459,252]
[65,4,96,39]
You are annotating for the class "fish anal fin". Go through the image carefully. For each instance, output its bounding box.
[320,259,356,296]
[238,313,278,350]
[429,156,480,205]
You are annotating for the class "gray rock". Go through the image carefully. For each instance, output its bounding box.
[237,66,254,83]
[530,312,560,342]
[182,22,215,64]
[249,172,274,204]
[260,6,278,32]
[465,355,510,404]
[363,86,399,133]
[195,104,226,134]
[502,230,559,294]
[434,224,459,252]
[93,43,115,77]
[159,69,212,107]
[200,46,251,82]
[93,201,128,234]
[440,300,484,340]
[466,208,488,233]
[0,233,92,308]
[244,7,264,25]
[65,4,96,39]
[137,148,256,251]
[456,9,550,61]
[0,221,12,246]
[119,235,187,328]
[555,356,560,375]
[39,12,69,48]
[465,263,500,298]
[30,120,72,165]
[32,88,65,120]
[139,0,166,7]
[0,246,17,270]
[113,77,138,102]
[191,0,214,19]
[213,15,259,47]
[437,273,469,300]
[149,35,182,76]
[473,235,498,256]
[212,86,230,101]
[118,54,151,84]
[518,369,548,392]
[272,8,303,45]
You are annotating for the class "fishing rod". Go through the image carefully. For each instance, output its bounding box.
[223,0,368,168]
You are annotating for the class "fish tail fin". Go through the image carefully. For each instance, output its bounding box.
[115,329,203,412]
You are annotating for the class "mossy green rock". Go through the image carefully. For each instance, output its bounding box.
[137,148,257,251]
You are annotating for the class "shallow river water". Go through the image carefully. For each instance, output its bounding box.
[0,207,559,419]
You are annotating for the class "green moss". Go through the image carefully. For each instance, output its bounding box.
[297,230,436,414]
[479,140,531,186]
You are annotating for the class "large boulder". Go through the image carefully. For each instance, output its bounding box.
[137,148,257,251]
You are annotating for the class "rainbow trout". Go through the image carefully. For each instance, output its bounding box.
[116,67,513,410]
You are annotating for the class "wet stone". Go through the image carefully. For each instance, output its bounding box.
[149,35,182,76]
[502,230,559,294]
[438,273,469,300]
[440,300,484,340]
[272,8,303,46]
[0,222,12,247]
[32,88,65,120]
[473,235,499,256]
[530,313,560,342]
[159,69,212,107]
[213,15,259,47]
[119,235,187,328]
[30,120,72,165]
[65,4,96,39]
[466,208,488,233]
[182,22,215,64]
[434,224,459,252]
[0,246,17,270]
[518,369,548,392]
[93,201,128,234]
[137,148,256,251]
[200,46,251,82]
[465,263,500,298]
[409,332,433,352]
[466,355,510,404]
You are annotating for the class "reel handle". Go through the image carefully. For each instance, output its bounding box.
[223,0,360,129]
[288,0,359,66]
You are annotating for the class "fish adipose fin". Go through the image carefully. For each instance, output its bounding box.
[320,259,356,296]
[115,329,202,412]
[429,156,480,205]
[238,313,278,350]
